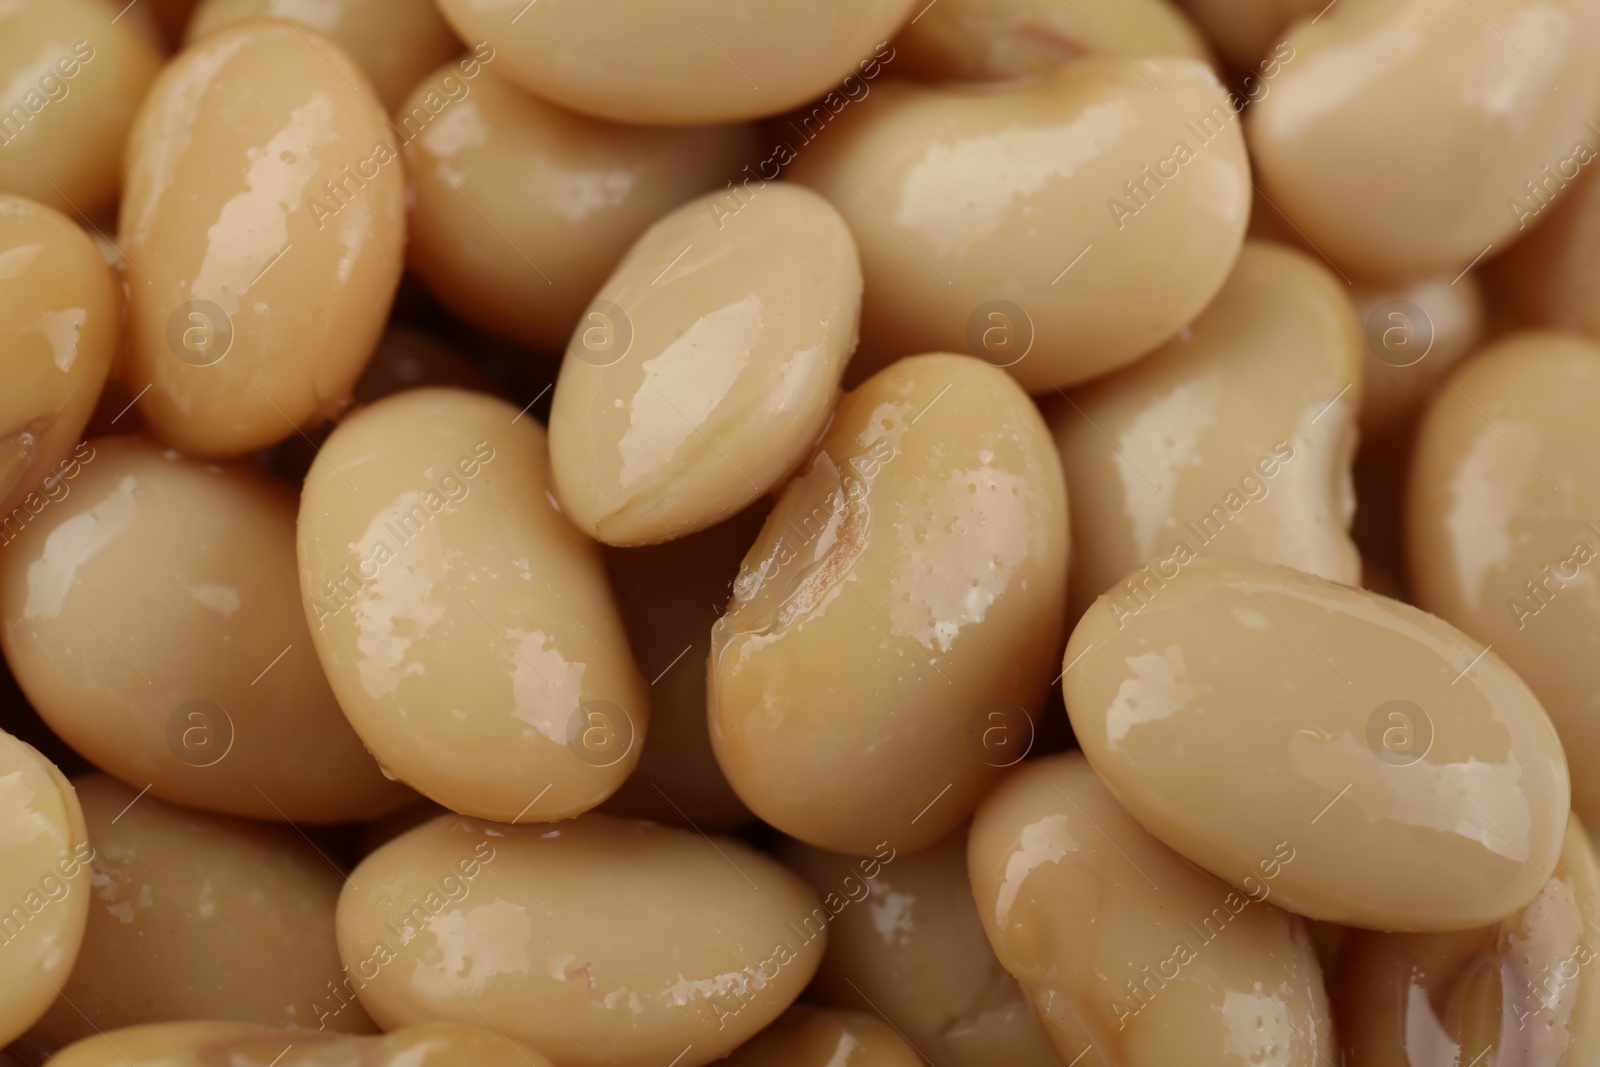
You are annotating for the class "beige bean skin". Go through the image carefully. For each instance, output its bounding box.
[1355,272,1485,441]
[1488,166,1600,341]
[1408,332,1600,828]
[968,753,1335,1067]
[336,813,823,1067]
[892,0,1212,80]
[0,195,117,519]
[50,1021,557,1067]
[723,1008,921,1067]
[433,0,915,125]
[1066,554,1571,931]
[118,21,405,458]
[786,57,1252,392]
[187,0,462,111]
[600,506,763,832]
[1172,0,1322,68]
[779,832,1058,1067]
[1048,241,1361,622]
[0,0,162,218]
[297,388,648,824]
[709,354,1068,856]
[0,732,90,1048]
[0,437,412,824]
[1333,814,1600,1067]
[25,775,372,1053]
[400,63,759,354]
[548,184,859,546]
[1247,0,1600,281]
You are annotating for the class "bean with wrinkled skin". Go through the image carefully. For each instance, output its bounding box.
[297,388,648,824]
[786,56,1252,392]
[549,183,859,546]
[709,354,1068,855]
[118,21,405,457]
[1065,554,1571,932]
[50,1021,556,1067]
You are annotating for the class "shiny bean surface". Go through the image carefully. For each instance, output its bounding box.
[0,731,89,1048]
[1065,554,1571,931]
[1408,332,1600,828]
[787,56,1251,392]
[968,752,1335,1066]
[549,183,858,545]
[119,21,405,457]
[401,62,759,352]
[722,1008,921,1067]
[1049,240,1361,621]
[710,354,1068,855]
[433,0,916,125]
[336,812,823,1067]
[50,1021,556,1067]
[298,388,648,823]
[0,194,117,518]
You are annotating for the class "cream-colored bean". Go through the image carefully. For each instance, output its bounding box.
[549,184,858,545]
[24,775,371,1054]
[779,832,1057,1067]
[0,0,162,218]
[786,57,1251,392]
[1172,0,1322,68]
[0,195,117,519]
[118,21,405,458]
[401,62,759,353]
[0,437,411,823]
[51,1021,556,1067]
[709,354,1067,855]
[1488,166,1600,341]
[336,813,822,1067]
[892,0,1211,80]
[433,0,915,125]
[1065,554,1571,931]
[723,1008,921,1067]
[1408,331,1600,828]
[187,0,462,111]
[1333,814,1600,1066]
[968,753,1336,1066]
[1247,0,1600,280]
[0,732,89,1048]
[1354,271,1485,441]
[1048,241,1361,621]
[600,506,763,832]
[298,388,648,823]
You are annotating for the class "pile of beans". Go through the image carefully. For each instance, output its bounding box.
[3,0,1599,1064]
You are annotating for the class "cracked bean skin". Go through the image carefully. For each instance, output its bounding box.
[549,183,858,546]
[779,831,1058,1067]
[433,0,916,125]
[709,354,1068,856]
[1333,814,1600,1067]
[23,775,371,1056]
[723,1008,921,1067]
[1171,0,1322,68]
[0,437,412,824]
[1065,554,1571,932]
[968,753,1335,1067]
[1488,166,1600,342]
[1408,332,1600,829]
[0,0,163,218]
[1047,240,1361,622]
[187,0,462,111]
[400,62,759,353]
[786,56,1251,392]
[118,21,405,458]
[892,0,1211,81]
[50,1021,557,1067]
[336,813,823,1067]
[0,732,89,1049]
[297,388,648,824]
[1354,271,1485,441]
[0,195,118,518]
[1247,0,1600,280]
